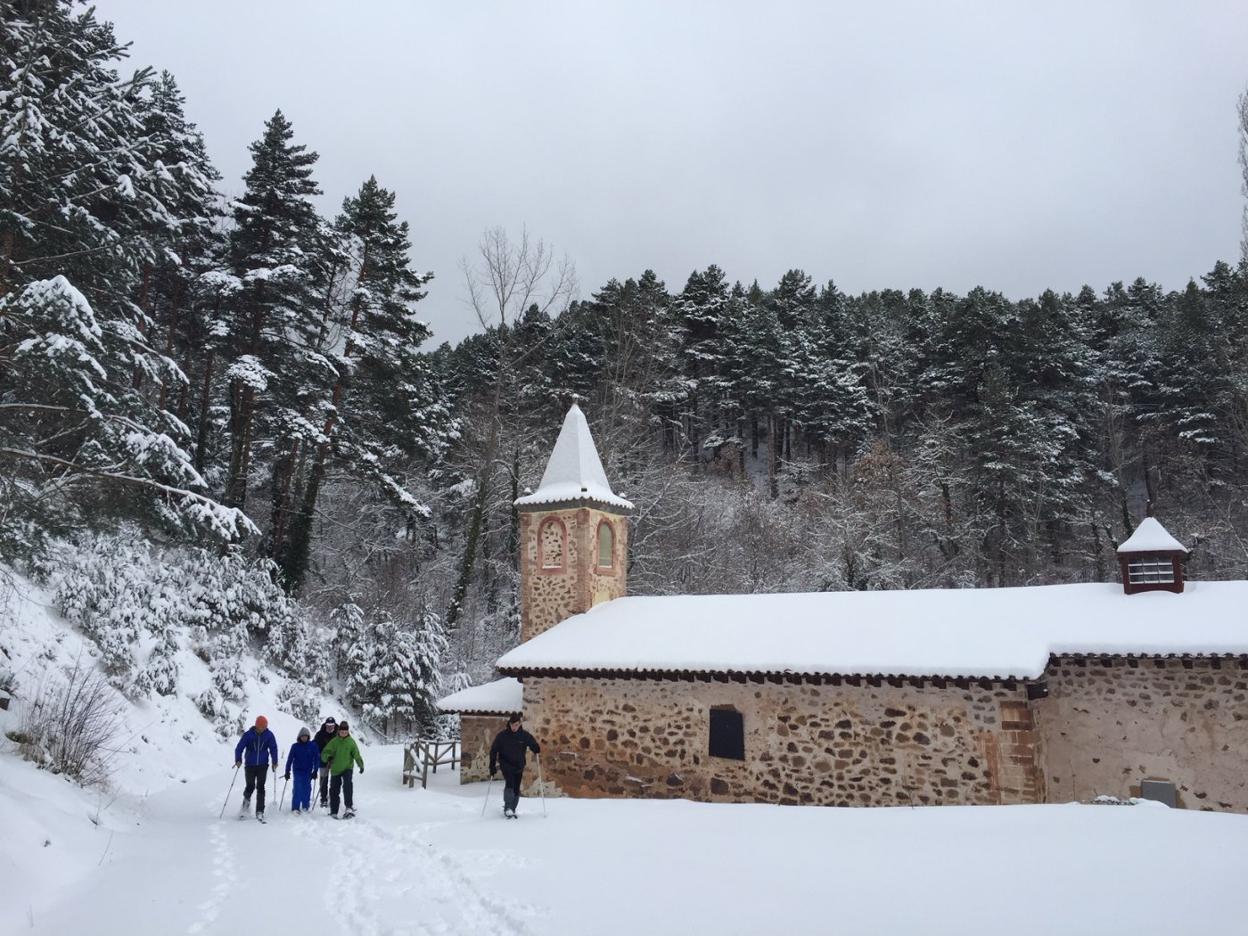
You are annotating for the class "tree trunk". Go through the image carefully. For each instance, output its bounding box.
[280,267,368,591]
[280,443,326,591]
[158,278,184,412]
[193,347,215,475]
[0,228,14,300]
[225,286,267,509]
[225,383,255,509]
[507,447,520,562]
[447,471,490,631]
[447,361,507,631]
[268,437,300,565]
[737,415,746,476]
[767,412,779,499]
[131,264,152,391]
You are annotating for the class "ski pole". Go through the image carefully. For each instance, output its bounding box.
[218,764,241,819]
[481,776,494,817]
[280,773,289,812]
[537,754,547,818]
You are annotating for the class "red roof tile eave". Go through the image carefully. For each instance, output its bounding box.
[497,651,1248,684]
[437,706,515,716]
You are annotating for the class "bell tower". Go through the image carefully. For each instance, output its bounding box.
[515,401,631,642]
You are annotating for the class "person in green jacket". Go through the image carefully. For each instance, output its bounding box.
[320,719,364,818]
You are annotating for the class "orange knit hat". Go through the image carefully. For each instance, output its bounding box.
[255,715,268,731]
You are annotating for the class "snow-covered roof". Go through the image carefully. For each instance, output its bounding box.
[496,581,1248,681]
[436,677,523,715]
[514,402,633,511]
[1117,517,1186,554]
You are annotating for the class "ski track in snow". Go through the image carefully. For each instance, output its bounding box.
[188,817,237,934]
[302,812,532,936]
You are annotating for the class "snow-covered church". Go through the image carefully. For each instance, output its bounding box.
[439,403,1248,811]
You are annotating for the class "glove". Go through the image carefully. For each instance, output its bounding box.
[358,768,363,774]
[284,773,290,781]
[272,763,279,772]
[234,761,241,769]
[490,768,497,779]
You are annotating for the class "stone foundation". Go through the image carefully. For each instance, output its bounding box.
[1035,657,1248,812]
[521,676,1044,806]
[458,714,509,783]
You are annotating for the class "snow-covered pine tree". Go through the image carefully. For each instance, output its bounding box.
[279,176,451,590]
[0,2,250,556]
[222,109,326,515]
[671,266,731,458]
[345,606,447,738]
[133,71,226,421]
[135,625,180,697]
[787,278,874,469]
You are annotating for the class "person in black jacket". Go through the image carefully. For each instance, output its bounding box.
[489,713,541,818]
[312,717,338,808]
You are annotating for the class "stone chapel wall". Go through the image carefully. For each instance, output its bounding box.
[521,676,1043,806]
[459,715,507,783]
[1034,657,1248,812]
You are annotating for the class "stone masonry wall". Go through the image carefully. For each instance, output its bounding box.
[1035,657,1248,812]
[519,506,627,642]
[587,512,627,612]
[521,676,1043,806]
[459,714,508,784]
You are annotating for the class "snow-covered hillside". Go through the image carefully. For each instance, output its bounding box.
[0,570,349,930]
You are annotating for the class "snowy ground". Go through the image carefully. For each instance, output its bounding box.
[4,577,1247,934]
[4,745,1248,936]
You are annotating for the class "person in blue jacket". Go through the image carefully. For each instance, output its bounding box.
[233,715,279,819]
[284,726,320,814]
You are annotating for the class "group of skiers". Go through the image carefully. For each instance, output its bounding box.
[233,715,363,822]
[231,711,541,822]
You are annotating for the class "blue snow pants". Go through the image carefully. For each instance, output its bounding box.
[292,769,314,811]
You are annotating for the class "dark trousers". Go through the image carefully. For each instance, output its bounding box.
[319,766,330,805]
[243,764,271,813]
[329,769,354,815]
[501,767,523,812]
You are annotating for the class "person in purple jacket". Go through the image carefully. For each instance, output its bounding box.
[234,715,279,820]
[283,726,320,814]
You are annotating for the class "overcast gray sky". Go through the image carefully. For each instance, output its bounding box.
[99,0,1248,345]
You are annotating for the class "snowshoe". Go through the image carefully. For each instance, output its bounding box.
[238,800,251,820]
[255,812,266,824]
[343,809,356,819]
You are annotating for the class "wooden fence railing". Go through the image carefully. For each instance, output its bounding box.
[402,739,460,789]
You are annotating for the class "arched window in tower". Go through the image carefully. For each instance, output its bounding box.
[539,517,566,571]
[596,519,614,570]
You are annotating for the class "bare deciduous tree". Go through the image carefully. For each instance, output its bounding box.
[446,228,576,631]
[1239,85,1248,263]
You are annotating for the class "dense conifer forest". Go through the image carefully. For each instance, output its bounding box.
[3,1,1248,728]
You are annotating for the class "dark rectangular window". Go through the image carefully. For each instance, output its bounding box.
[709,707,744,760]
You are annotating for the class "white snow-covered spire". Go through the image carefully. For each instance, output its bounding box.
[514,401,633,510]
[1117,517,1186,554]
